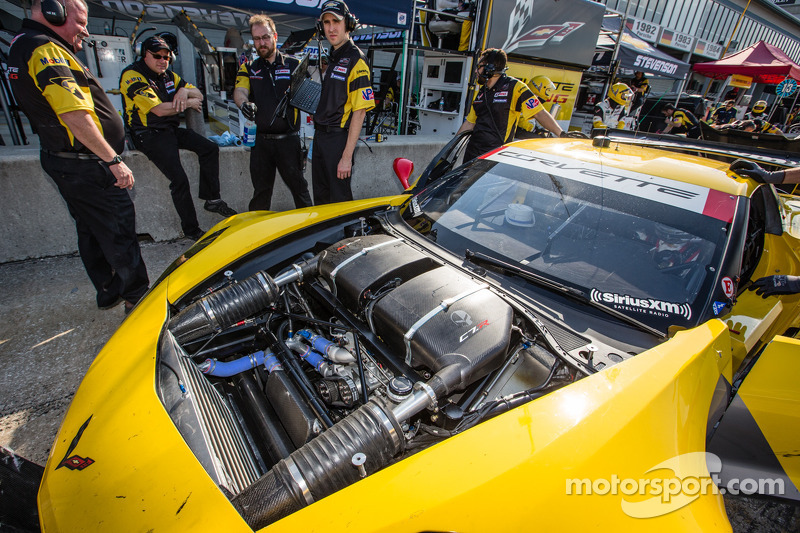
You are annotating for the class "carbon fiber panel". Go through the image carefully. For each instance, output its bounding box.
[372,267,513,381]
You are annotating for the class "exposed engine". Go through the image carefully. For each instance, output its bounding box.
[162,228,586,529]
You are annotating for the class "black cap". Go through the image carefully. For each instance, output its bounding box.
[143,36,170,54]
[663,103,676,111]
[320,0,348,20]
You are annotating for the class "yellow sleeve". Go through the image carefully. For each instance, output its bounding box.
[120,69,161,115]
[347,58,375,113]
[516,84,544,122]
[29,43,93,115]
[173,72,194,90]
[235,62,250,92]
[465,91,478,124]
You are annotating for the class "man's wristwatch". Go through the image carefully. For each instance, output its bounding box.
[101,154,123,167]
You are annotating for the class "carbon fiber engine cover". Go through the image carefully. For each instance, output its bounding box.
[318,235,438,311]
[371,266,513,385]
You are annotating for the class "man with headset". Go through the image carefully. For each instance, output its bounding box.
[233,14,312,211]
[9,0,149,315]
[312,0,375,204]
[456,48,563,162]
[120,35,236,241]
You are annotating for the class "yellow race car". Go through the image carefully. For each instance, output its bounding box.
[38,134,800,531]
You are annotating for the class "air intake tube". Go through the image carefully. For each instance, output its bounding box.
[231,399,406,530]
[168,257,318,343]
[230,370,450,529]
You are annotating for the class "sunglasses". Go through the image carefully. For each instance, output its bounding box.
[149,51,170,60]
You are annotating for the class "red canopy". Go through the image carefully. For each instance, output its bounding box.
[692,41,800,84]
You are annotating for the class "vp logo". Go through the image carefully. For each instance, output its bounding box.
[451,310,473,327]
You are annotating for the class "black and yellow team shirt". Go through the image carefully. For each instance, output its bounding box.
[629,75,649,94]
[8,19,124,154]
[235,52,300,134]
[314,39,375,129]
[669,109,700,131]
[120,59,193,135]
[466,75,544,155]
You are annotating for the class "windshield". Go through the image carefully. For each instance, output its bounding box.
[403,146,737,332]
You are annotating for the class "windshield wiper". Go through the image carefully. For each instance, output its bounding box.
[465,249,666,338]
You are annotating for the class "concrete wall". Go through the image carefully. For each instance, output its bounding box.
[0,135,448,263]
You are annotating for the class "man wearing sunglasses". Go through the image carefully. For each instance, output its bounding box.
[120,35,236,241]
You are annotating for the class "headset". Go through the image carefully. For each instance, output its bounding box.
[316,1,358,36]
[479,49,507,79]
[41,0,67,26]
[134,31,178,62]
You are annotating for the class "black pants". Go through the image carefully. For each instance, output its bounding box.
[464,137,498,163]
[133,127,220,234]
[312,128,353,205]
[249,133,312,211]
[41,152,149,307]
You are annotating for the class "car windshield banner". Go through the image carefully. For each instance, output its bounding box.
[485,0,605,68]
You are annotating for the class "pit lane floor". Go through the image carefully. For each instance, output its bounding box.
[0,239,797,532]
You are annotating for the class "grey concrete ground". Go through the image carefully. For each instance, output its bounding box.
[0,239,189,466]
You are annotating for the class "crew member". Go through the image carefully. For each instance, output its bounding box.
[312,0,375,204]
[711,100,737,126]
[730,159,800,185]
[719,119,756,132]
[752,118,783,135]
[593,83,632,131]
[627,71,649,111]
[9,0,149,315]
[728,159,800,296]
[234,15,312,211]
[661,103,701,138]
[121,35,236,241]
[456,48,563,162]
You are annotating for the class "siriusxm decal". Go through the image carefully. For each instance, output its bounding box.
[712,301,727,316]
[591,289,692,320]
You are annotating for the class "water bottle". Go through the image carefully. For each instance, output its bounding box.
[243,119,256,147]
[439,97,445,111]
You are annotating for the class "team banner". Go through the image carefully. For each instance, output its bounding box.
[506,62,582,121]
[616,30,691,79]
[486,0,605,68]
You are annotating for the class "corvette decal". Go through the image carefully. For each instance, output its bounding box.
[55,415,95,471]
[488,148,736,221]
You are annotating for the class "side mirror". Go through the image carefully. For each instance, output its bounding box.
[393,158,414,189]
